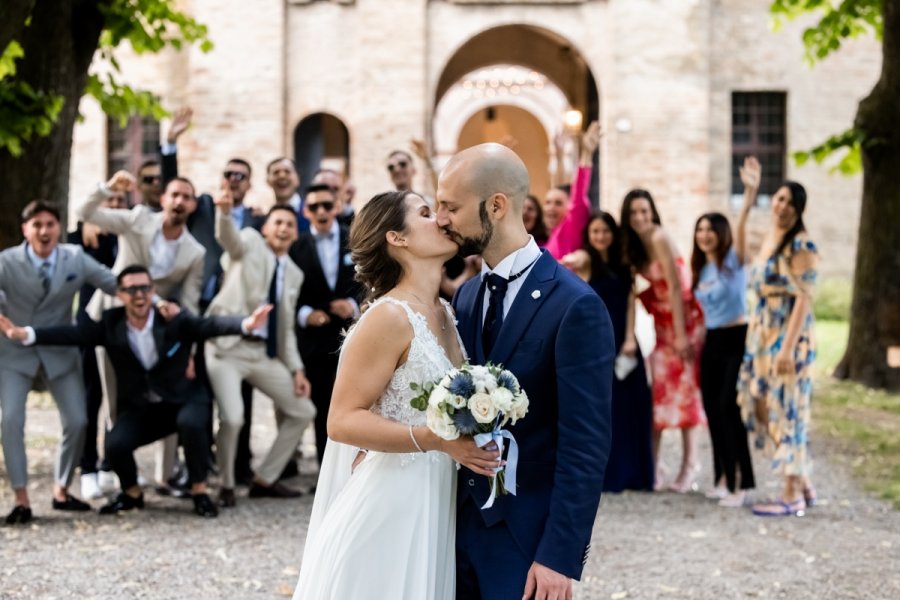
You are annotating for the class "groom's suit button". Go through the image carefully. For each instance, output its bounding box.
[467,479,475,487]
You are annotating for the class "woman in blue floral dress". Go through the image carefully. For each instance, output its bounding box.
[735,157,818,517]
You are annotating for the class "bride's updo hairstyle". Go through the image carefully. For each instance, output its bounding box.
[350,190,415,304]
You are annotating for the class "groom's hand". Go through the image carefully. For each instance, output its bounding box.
[522,562,572,600]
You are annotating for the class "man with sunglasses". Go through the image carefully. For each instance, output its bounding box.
[289,184,363,465]
[0,200,119,525]
[137,160,163,210]
[386,149,416,192]
[0,265,273,518]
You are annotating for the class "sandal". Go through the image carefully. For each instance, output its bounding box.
[751,498,806,517]
[718,491,745,508]
[803,486,817,507]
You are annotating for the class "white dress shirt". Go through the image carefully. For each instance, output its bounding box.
[127,310,159,370]
[480,236,542,323]
[26,245,57,279]
[148,228,187,280]
[252,253,285,339]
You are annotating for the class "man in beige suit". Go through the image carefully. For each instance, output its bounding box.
[205,184,316,507]
[78,171,206,488]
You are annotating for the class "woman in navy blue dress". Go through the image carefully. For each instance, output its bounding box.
[564,211,654,492]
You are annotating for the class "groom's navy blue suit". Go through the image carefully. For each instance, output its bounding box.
[453,250,614,598]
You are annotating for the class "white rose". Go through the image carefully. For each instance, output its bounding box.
[439,373,454,388]
[427,405,459,440]
[428,385,449,408]
[508,391,530,424]
[489,387,515,414]
[468,392,498,424]
[446,394,468,409]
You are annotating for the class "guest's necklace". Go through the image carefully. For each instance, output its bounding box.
[400,290,447,332]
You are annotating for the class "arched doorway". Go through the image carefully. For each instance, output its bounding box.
[433,25,599,204]
[293,112,350,185]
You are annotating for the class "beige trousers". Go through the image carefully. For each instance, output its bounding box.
[205,341,316,488]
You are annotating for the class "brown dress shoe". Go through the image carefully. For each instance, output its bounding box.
[218,488,236,508]
[248,481,303,498]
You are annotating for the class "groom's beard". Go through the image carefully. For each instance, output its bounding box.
[452,202,494,257]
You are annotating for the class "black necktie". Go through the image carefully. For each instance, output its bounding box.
[482,273,511,357]
[266,260,279,358]
[39,261,51,295]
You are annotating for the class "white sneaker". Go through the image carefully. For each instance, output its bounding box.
[97,470,119,493]
[81,473,103,500]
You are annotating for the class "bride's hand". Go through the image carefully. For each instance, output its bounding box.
[438,435,503,477]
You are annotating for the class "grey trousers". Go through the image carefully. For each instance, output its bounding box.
[0,367,87,490]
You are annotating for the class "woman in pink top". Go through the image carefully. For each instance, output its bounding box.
[544,122,601,260]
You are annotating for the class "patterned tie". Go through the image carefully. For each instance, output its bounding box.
[39,261,51,295]
[266,260,279,359]
[482,273,510,357]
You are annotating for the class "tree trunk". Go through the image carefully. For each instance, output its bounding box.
[835,0,900,391]
[0,0,36,55]
[0,0,104,247]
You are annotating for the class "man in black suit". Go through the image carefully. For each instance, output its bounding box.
[289,184,363,464]
[0,265,272,518]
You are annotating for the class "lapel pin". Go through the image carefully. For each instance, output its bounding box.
[531,290,541,300]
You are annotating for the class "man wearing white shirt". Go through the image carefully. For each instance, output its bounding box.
[205,187,316,507]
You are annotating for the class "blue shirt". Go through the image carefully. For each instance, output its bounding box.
[694,247,746,329]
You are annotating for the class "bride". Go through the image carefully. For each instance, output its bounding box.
[293,191,501,600]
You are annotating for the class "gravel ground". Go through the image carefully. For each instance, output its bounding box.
[1,391,898,599]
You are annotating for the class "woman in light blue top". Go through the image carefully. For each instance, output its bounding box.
[691,212,755,507]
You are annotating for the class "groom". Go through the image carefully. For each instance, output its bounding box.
[437,143,614,599]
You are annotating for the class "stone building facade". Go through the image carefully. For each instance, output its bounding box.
[69,0,881,275]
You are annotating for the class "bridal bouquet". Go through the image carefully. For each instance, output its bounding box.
[410,363,528,508]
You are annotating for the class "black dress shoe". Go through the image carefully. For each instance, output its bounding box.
[98,492,144,515]
[217,488,236,508]
[192,493,218,518]
[5,505,33,525]
[278,460,299,481]
[52,494,91,512]
[248,481,303,499]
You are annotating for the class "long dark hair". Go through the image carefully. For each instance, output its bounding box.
[524,194,549,245]
[349,190,413,304]
[583,211,630,284]
[690,212,733,290]
[774,180,807,256]
[619,189,662,272]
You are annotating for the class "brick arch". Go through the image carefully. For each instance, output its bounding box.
[433,23,598,117]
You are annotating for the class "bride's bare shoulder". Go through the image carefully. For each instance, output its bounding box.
[345,299,413,350]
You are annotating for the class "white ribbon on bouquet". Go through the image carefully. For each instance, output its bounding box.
[473,427,519,509]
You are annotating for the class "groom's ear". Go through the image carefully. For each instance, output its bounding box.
[487,192,510,220]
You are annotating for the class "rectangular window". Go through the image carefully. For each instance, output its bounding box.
[106,115,161,178]
[730,92,786,207]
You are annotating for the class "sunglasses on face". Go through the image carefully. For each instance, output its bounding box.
[307,201,335,213]
[387,161,408,173]
[119,284,153,296]
[141,175,161,184]
[224,171,249,182]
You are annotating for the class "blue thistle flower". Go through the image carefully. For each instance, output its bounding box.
[452,409,480,436]
[448,372,476,398]
[497,370,519,394]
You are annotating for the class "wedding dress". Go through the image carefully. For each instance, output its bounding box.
[293,297,463,600]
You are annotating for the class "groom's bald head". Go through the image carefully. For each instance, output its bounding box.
[441,143,529,213]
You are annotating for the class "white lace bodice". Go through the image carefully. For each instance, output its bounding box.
[342,297,465,427]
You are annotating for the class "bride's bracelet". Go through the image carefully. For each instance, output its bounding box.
[408,425,425,453]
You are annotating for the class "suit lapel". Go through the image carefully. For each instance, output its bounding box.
[458,277,487,365]
[488,251,560,366]
[47,247,70,294]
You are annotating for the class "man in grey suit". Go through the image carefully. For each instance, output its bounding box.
[0,200,118,525]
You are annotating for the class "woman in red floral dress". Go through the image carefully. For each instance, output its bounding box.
[621,190,706,492]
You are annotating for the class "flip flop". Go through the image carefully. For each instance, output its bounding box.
[751,498,806,517]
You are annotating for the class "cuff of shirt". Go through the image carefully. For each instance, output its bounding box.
[22,327,36,346]
[347,298,361,320]
[160,142,177,156]
[240,318,252,335]
[96,182,116,198]
[297,305,314,328]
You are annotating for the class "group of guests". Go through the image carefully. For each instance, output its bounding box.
[0,111,818,526]
[0,107,414,523]
[542,135,818,516]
